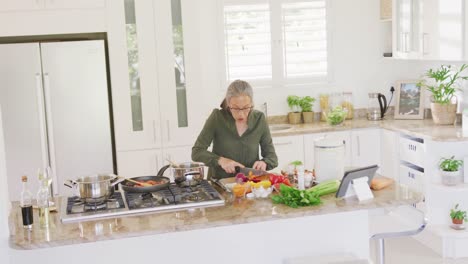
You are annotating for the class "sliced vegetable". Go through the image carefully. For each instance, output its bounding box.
[269,174,291,186]
[235,173,247,183]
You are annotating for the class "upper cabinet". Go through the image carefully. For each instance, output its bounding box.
[389,0,467,61]
[0,0,105,11]
[393,0,422,59]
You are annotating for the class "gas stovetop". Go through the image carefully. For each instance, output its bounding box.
[60,180,224,223]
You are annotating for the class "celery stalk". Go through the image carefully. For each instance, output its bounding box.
[305,179,340,197]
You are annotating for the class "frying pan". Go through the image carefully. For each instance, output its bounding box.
[121,176,170,193]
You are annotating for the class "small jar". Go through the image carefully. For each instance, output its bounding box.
[342,92,354,120]
[304,172,313,188]
[319,94,330,121]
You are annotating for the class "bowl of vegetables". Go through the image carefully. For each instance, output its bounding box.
[326,106,347,126]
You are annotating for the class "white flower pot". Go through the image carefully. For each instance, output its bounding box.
[441,170,462,186]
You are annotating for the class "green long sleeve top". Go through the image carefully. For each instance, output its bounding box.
[192,109,278,179]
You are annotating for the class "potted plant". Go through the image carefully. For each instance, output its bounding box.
[287,95,302,124]
[450,204,467,225]
[439,156,463,186]
[299,96,316,124]
[417,64,468,125]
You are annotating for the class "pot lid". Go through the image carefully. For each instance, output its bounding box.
[314,138,344,148]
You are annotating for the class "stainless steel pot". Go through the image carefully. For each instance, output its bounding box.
[158,162,205,187]
[64,174,124,203]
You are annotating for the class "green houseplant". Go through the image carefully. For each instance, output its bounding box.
[450,204,467,225]
[287,95,302,124]
[439,156,463,186]
[417,64,468,125]
[299,96,316,124]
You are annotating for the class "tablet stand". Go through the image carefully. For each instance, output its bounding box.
[343,176,374,201]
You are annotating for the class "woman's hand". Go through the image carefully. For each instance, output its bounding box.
[253,160,267,171]
[218,157,244,174]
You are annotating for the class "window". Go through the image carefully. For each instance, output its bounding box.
[222,0,329,86]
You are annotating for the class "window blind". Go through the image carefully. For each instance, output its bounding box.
[282,1,328,79]
[223,4,272,81]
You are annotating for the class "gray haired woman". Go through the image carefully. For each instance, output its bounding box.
[192,80,278,179]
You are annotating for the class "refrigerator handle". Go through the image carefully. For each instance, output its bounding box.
[35,73,49,171]
[43,73,59,195]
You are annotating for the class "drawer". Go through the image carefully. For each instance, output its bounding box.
[399,164,424,193]
[399,136,425,167]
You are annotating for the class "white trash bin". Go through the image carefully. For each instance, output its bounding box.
[314,138,345,182]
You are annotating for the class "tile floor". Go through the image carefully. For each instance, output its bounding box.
[370,236,468,264]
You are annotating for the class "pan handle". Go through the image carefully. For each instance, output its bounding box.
[184,171,201,177]
[157,165,171,177]
[110,176,126,187]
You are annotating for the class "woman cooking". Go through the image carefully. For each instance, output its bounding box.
[192,80,278,179]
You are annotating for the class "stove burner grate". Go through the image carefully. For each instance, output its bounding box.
[66,192,125,215]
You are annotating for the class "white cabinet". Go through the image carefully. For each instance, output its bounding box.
[0,0,43,11]
[393,0,423,59]
[392,0,467,60]
[399,162,424,193]
[153,0,208,148]
[399,135,425,168]
[109,0,211,170]
[108,0,162,151]
[273,135,304,171]
[117,149,163,178]
[0,0,105,11]
[380,129,399,180]
[0,0,106,36]
[351,129,381,169]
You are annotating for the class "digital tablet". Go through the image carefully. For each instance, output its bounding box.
[336,165,379,198]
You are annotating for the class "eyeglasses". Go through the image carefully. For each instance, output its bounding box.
[229,106,253,114]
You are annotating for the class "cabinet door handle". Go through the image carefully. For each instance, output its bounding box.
[166,120,171,141]
[356,136,361,156]
[152,120,157,143]
[274,141,292,146]
[155,153,159,171]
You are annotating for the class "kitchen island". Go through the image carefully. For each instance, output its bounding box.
[8,182,421,264]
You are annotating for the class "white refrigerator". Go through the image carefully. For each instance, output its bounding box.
[0,40,114,201]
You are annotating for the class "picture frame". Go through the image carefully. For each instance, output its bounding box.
[394,80,425,120]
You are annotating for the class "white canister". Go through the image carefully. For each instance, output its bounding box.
[314,138,345,182]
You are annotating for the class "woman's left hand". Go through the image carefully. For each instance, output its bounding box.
[252,161,267,171]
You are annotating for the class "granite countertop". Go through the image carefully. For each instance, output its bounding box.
[9,182,421,250]
[270,118,468,141]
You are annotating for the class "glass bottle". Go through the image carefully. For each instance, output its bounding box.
[296,165,305,190]
[20,175,33,229]
[36,175,50,228]
[319,94,330,121]
[342,92,354,120]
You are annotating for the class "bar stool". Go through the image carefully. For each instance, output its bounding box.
[370,205,427,264]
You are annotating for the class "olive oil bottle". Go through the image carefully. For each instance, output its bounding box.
[20,176,33,229]
[37,171,50,228]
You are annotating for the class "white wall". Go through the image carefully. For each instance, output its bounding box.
[188,0,467,117]
[0,107,11,263]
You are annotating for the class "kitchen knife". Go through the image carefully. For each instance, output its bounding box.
[235,166,268,176]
